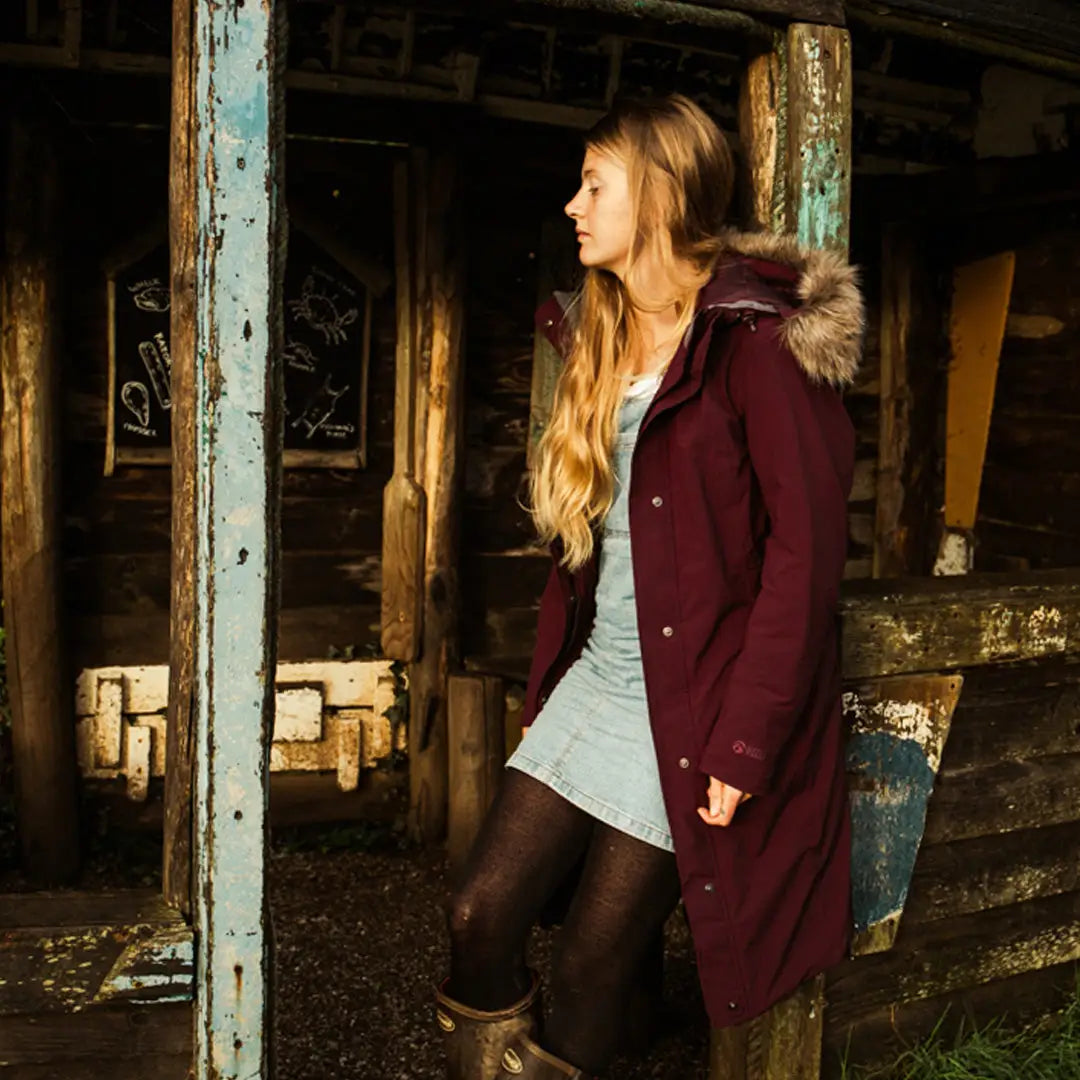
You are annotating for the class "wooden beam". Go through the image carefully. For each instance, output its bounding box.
[603,35,623,107]
[737,43,787,234]
[785,22,853,253]
[408,150,468,843]
[850,0,1080,66]
[62,0,82,66]
[840,569,1080,678]
[710,973,826,1080]
[105,0,121,49]
[189,0,285,1075]
[0,106,80,885]
[447,674,506,874]
[329,3,347,72]
[398,9,416,77]
[163,0,196,920]
[934,251,1015,575]
[846,3,1080,80]
[874,224,938,578]
[380,161,427,663]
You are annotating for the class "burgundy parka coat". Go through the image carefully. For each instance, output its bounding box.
[521,229,865,1028]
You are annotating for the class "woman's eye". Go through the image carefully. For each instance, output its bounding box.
[588,186,599,196]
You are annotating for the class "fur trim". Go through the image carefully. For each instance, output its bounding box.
[720,228,865,387]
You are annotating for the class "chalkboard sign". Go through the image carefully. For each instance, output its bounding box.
[282,229,369,464]
[105,226,373,473]
[106,243,173,469]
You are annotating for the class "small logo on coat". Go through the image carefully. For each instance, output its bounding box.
[732,740,765,761]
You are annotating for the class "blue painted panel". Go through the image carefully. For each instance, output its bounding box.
[847,731,936,932]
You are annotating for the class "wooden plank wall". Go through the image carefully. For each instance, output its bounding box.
[823,651,1080,1074]
[62,131,398,672]
[975,214,1080,571]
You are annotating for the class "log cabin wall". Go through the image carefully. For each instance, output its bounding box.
[975,211,1080,571]
[3,2,1077,691]
[60,117,400,672]
[824,647,1080,1075]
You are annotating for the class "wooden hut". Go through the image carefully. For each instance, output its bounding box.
[1,1,1080,1077]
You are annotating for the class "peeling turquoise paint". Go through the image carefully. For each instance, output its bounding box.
[794,138,846,251]
[192,2,282,1078]
[847,731,936,932]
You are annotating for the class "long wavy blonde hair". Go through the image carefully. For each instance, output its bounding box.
[530,94,735,570]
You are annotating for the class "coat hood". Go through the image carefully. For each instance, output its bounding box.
[711,228,865,388]
[537,228,865,389]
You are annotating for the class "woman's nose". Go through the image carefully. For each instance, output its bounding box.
[565,191,583,219]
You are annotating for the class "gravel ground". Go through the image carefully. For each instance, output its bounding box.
[269,843,712,1080]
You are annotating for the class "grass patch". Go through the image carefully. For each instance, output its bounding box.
[841,971,1080,1080]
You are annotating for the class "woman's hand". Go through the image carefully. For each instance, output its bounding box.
[697,775,752,827]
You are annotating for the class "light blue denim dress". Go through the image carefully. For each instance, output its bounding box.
[506,371,674,852]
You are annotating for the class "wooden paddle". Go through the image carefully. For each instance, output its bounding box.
[381,158,427,661]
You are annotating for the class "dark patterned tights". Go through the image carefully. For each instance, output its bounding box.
[445,767,681,1074]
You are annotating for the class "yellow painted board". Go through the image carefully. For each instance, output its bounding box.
[945,251,1015,530]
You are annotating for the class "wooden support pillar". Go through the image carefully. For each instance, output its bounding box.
[447,674,505,875]
[739,22,851,255]
[0,106,80,884]
[933,251,1015,576]
[163,0,196,918]
[188,1,285,1077]
[380,160,426,664]
[710,974,826,1080]
[784,23,852,254]
[874,224,939,579]
[722,20,852,1080]
[408,150,467,844]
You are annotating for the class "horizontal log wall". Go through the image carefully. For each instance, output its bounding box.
[976,216,1080,572]
[824,650,1080,1075]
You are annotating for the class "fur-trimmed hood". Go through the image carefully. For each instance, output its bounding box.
[537,228,865,389]
[705,228,865,388]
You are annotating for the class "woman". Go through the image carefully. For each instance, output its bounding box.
[435,94,863,1079]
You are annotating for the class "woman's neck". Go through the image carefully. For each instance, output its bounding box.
[620,257,698,376]
[632,305,683,377]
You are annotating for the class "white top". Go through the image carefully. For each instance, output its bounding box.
[624,369,664,400]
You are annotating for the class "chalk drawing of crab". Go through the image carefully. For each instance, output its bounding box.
[132,282,170,313]
[288,275,358,346]
[284,339,319,373]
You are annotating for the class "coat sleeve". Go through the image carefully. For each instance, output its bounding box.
[698,322,854,794]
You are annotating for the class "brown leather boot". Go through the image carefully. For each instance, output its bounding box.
[435,972,542,1080]
[494,1033,592,1079]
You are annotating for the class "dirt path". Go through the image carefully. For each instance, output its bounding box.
[270,845,712,1079]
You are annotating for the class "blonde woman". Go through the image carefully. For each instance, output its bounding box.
[435,95,863,1079]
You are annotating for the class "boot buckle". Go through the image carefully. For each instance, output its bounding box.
[501,1047,524,1074]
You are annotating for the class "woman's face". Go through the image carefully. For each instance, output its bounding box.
[564,147,633,276]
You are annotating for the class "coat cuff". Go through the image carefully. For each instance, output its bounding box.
[698,725,775,796]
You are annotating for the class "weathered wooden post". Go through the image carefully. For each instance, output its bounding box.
[186,1,285,1077]
[0,104,80,884]
[447,674,506,875]
[164,0,197,919]
[408,150,467,844]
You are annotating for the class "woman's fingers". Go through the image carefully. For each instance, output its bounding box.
[697,777,752,828]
